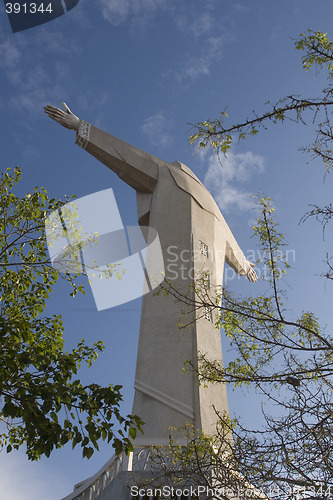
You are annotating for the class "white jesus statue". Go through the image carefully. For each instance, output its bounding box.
[44,103,257,448]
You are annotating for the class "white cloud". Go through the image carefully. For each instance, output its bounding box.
[165,34,228,87]
[175,11,214,38]
[0,31,79,115]
[100,0,168,27]
[99,2,231,87]
[0,39,21,74]
[233,3,251,13]
[100,0,131,25]
[203,149,265,212]
[140,112,174,148]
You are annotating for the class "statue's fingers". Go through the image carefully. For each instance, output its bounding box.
[247,269,256,282]
[44,109,58,118]
[61,102,71,114]
[44,107,58,115]
[44,104,60,112]
[44,109,64,117]
[45,111,65,124]
[45,108,65,119]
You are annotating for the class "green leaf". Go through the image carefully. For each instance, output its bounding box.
[129,427,137,440]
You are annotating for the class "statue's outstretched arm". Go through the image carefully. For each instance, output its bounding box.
[225,229,258,283]
[44,103,159,193]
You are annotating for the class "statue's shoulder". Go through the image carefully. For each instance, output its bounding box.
[170,161,203,186]
[168,161,221,221]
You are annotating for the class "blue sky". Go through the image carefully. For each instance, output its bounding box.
[1,1,333,498]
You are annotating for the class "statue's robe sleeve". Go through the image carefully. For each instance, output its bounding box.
[75,120,159,193]
[224,222,248,276]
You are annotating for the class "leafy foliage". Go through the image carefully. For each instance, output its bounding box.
[0,167,142,460]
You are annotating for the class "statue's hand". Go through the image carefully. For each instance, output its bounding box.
[44,102,80,131]
[244,260,258,283]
